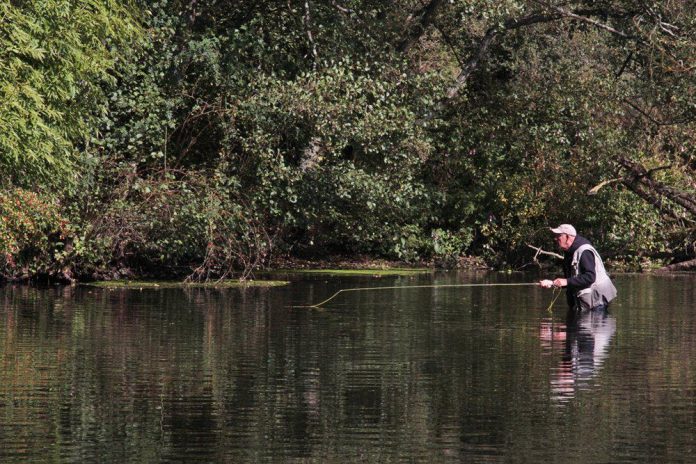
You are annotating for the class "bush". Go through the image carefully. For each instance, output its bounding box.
[0,188,68,279]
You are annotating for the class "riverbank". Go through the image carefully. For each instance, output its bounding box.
[268,254,491,272]
[3,250,692,286]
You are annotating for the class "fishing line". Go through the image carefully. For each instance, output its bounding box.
[546,287,563,312]
[295,282,551,309]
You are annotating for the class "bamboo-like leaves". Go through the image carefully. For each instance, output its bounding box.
[0,0,140,188]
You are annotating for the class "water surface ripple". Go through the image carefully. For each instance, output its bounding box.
[1,273,696,462]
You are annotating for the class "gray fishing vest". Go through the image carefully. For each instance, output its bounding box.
[572,244,617,311]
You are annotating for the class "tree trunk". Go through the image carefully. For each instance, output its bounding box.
[396,0,445,53]
[618,156,696,219]
[656,258,696,273]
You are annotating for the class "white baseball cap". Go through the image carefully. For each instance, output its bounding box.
[550,224,576,236]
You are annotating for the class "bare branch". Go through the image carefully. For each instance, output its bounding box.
[589,163,673,196]
[588,178,622,195]
[446,13,560,100]
[527,244,563,260]
[331,0,352,15]
[433,24,465,68]
[304,1,318,70]
[618,156,696,218]
[444,3,642,100]
[624,98,692,126]
[531,0,634,39]
[446,28,499,99]
[615,51,633,78]
[645,5,680,37]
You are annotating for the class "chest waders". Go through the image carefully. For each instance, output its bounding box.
[572,244,617,311]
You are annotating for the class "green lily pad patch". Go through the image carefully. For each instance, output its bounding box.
[83,280,289,289]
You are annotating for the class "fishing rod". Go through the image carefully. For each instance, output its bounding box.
[295,282,560,309]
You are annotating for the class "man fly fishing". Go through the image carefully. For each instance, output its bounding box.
[539,224,617,313]
[299,223,616,309]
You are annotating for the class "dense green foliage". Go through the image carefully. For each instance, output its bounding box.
[0,0,139,186]
[1,0,694,280]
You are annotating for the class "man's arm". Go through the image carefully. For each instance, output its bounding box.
[567,251,596,289]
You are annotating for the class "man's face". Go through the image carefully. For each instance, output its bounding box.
[554,233,574,251]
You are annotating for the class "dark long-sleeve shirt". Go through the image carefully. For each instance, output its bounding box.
[562,235,596,307]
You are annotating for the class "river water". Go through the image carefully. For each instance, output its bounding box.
[1,272,695,463]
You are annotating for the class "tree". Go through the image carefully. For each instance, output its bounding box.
[12,0,690,280]
[0,0,140,188]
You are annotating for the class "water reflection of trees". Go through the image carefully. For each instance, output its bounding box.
[3,277,696,461]
[0,282,587,461]
[1,286,265,461]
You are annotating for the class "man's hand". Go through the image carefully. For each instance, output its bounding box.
[552,278,568,288]
[539,279,554,288]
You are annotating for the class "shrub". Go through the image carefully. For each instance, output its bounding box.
[0,188,68,279]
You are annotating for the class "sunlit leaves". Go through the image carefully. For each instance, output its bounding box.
[0,0,140,188]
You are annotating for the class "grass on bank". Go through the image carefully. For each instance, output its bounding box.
[83,268,431,289]
[268,268,432,276]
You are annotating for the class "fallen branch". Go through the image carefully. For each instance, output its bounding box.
[618,156,696,217]
[655,258,696,273]
[527,244,563,260]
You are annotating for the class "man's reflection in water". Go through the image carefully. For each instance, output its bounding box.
[540,308,616,403]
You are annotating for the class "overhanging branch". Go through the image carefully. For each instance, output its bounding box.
[531,0,635,39]
[618,156,696,218]
[397,0,445,53]
[445,4,640,100]
[446,13,560,100]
